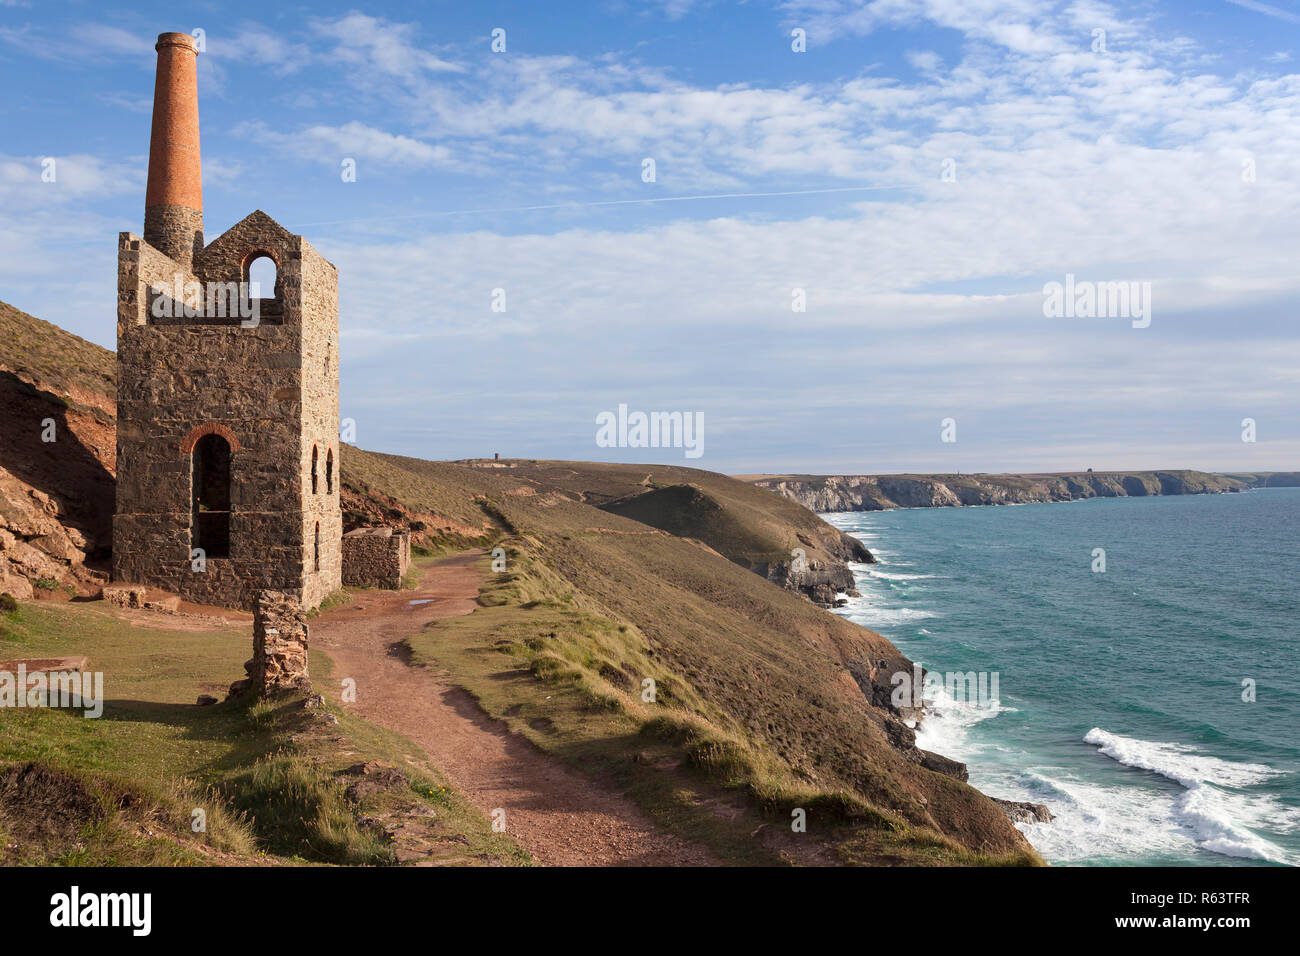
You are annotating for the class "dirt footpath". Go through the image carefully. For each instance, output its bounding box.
[312,550,718,866]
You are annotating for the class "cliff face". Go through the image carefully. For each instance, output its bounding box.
[0,303,117,599]
[599,482,873,605]
[748,470,1252,513]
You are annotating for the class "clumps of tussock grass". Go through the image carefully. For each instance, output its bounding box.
[218,752,395,866]
[163,778,258,856]
[529,653,580,683]
[245,698,278,734]
[835,825,1046,867]
[641,711,905,831]
[204,696,398,864]
[0,761,259,865]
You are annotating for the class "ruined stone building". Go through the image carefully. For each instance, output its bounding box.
[113,33,342,611]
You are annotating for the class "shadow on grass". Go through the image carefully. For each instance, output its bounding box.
[96,696,289,774]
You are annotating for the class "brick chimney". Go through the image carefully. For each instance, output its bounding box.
[144,32,203,270]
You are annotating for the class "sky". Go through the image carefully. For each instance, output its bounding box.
[1,0,1298,475]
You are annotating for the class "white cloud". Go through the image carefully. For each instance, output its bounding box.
[231,120,455,170]
[210,23,313,75]
[906,49,943,71]
[0,154,141,204]
[0,23,153,62]
[308,12,462,79]
[4,4,1300,470]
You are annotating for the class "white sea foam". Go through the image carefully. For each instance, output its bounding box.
[846,606,939,627]
[912,683,1007,758]
[1083,727,1296,863]
[990,770,1192,863]
[1084,728,1279,789]
[868,570,935,582]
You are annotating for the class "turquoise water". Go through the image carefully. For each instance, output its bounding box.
[826,489,1300,867]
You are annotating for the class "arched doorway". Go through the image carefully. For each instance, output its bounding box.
[192,432,232,558]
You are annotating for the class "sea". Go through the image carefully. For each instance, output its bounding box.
[826,488,1300,866]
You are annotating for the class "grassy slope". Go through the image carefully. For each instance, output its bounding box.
[0,598,529,866]
[459,458,868,569]
[0,301,115,407]
[349,451,1039,864]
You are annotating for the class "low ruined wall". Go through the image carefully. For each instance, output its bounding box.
[342,527,410,589]
[250,589,310,695]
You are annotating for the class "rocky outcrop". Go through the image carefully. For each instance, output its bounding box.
[0,466,104,600]
[919,749,969,782]
[993,798,1055,825]
[758,529,872,606]
[750,470,1251,514]
[0,312,116,599]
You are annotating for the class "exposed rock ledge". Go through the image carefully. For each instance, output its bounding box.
[993,799,1055,825]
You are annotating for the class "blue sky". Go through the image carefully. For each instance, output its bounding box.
[2,0,1299,474]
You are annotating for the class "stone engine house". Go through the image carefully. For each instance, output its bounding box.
[113,32,342,611]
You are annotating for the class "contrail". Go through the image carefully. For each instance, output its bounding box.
[1225,0,1300,25]
[295,183,913,228]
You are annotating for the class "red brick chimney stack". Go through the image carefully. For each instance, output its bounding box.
[144,32,203,270]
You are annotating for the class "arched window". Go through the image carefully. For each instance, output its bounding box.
[326,448,334,495]
[192,433,232,559]
[248,255,277,300]
[314,521,321,572]
[311,445,319,495]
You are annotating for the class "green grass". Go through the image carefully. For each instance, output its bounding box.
[308,588,353,617]
[0,598,529,866]
[0,299,116,402]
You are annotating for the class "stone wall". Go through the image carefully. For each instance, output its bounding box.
[113,210,342,611]
[342,527,410,589]
[249,589,310,695]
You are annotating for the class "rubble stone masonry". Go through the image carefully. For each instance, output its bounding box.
[250,589,310,695]
[113,211,342,611]
[342,527,411,590]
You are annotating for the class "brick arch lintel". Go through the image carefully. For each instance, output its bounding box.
[181,423,242,454]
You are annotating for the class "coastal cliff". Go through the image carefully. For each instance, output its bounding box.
[746,470,1258,513]
[0,296,1041,865]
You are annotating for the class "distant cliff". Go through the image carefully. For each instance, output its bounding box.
[745,470,1267,514]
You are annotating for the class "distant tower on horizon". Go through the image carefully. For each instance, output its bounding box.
[113,31,342,611]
